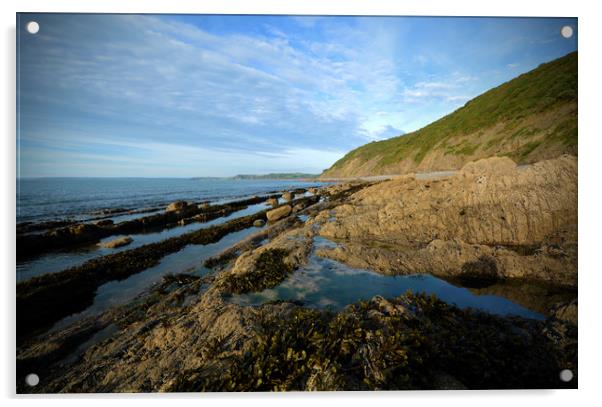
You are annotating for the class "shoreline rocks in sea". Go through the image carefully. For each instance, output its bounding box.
[15,161,578,393]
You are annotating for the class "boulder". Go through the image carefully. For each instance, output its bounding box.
[282,192,293,201]
[166,201,188,212]
[253,219,266,227]
[267,198,279,207]
[100,236,133,249]
[197,203,210,210]
[266,205,292,222]
[458,156,516,178]
[293,203,305,213]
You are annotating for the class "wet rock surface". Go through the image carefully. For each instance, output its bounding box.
[100,236,133,249]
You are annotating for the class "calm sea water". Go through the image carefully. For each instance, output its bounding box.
[17,177,327,223]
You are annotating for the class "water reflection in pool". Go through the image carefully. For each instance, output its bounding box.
[230,237,545,320]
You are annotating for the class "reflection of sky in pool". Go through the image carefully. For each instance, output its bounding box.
[230,237,545,320]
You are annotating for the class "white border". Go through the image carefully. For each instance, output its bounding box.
[2,1,601,406]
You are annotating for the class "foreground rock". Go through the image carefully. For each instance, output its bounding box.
[18,286,577,392]
[266,205,292,222]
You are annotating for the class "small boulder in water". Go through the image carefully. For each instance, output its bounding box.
[100,236,133,249]
[282,192,293,201]
[267,198,279,207]
[166,201,188,212]
[253,219,266,227]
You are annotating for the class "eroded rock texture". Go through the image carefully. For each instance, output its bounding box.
[318,155,577,288]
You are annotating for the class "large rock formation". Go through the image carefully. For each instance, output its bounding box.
[318,155,577,287]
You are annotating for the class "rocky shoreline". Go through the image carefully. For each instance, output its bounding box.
[17,155,578,392]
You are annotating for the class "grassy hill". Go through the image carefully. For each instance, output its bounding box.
[322,52,577,177]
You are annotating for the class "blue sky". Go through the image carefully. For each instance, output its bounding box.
[17,14,577,177]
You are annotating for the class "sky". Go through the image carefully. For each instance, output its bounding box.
[17,14,577,177]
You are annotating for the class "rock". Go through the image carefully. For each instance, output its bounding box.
[292,203,305,213]
[179,218,194,226]
[166,201,188,212]
[93,219,114,227]
[197,203,210,210]
[458,156,516,178]
[551,300,577,325]
[309,188,320,195]
[267,198,279,207]
[282,192,293,201]
[266,205,292,222]
[100,236,133,249]
[253,219,266,227]
[318,155,577,288]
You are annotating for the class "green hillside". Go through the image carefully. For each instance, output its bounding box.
[322,52,577,177]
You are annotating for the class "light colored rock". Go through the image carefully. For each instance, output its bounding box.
[317,155,577,287]
[282,192,293,201]
[267,198,279,207]
[166,201,188,212]
[458,156,516,177]
[266,205,292,222]
[100,236,133,249]
[253,219,266,227]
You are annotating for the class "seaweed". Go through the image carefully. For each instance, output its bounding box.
[222,249,295,294]
[168,293,574,391]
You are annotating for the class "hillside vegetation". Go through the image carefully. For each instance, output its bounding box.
[322,52,577,177]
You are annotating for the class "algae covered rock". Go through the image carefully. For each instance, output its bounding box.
[100,236,133,249]
[267,205,292,222]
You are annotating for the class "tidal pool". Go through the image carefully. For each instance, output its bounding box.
[230,237,546,320]
[50,226,264,331]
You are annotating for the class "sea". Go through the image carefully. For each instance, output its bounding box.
[16,177,328,223]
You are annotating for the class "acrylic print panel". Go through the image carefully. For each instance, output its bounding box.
[16,13,577,393]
